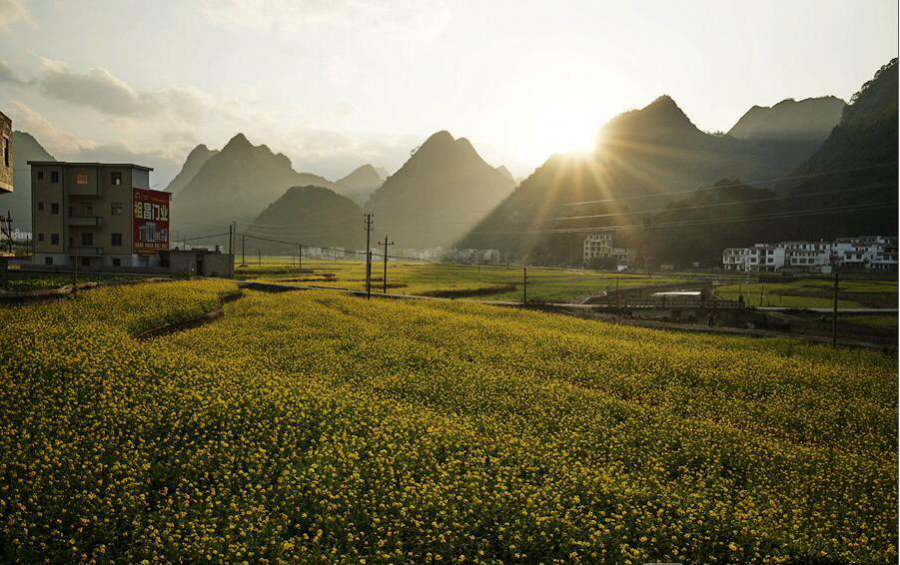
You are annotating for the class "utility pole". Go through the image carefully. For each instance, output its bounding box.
[241,235,246,267]
[615,277,619,308]
[72,226,78,296]
[832,268,840,348]
[381,235,394,294]
[364,213,374,299]
[298,244,303,271]
[228,223,233,256]
[258,249,261,267]
[522,267,527,305]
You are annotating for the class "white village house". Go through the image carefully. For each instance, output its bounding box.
[723,236,897,273]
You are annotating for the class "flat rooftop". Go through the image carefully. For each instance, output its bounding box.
[27,161,153,171]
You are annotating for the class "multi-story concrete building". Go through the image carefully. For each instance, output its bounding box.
[29,161,171,268]
[583,234,613,260]
[0,111,11,194]
[583,234,633,267]
[723,236,898,272]
[0,110,13,273]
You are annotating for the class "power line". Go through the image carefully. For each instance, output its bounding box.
[542,201,897,235]
[557,162,899,208]
[546,182,898,223]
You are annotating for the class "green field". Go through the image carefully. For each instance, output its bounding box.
[236,258,696,303]
[714,277,898,309]
[0,281,895,563]
[845,314,899,330]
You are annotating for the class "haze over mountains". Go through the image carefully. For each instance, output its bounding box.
[366,131,516,248]
[169,133,347,235]
[165,144,219,195]
[335,164,387,206]
[728,97,845,141]
[250,185,366,252]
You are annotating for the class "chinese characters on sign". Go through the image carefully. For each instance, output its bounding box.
[132,188,170,253]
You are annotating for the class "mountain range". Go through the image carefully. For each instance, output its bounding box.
[457,92,844,260]
[169,133,351,234]
[627,58,898,267]
[366,131,516,248]
[3,59,894,265]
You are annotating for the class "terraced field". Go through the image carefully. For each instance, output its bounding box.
[236,259,694,303]
[714,277,898,309]
[0,281,895,563]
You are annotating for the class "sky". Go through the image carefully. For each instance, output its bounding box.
[0,0,897,188]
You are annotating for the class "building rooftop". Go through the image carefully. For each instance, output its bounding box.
[27,160,153,171]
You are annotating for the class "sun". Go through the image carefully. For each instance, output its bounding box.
[532,99,604,159]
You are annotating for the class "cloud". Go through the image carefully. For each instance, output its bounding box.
[0,0,29,29]
[8,101,186,186]
[0,60,23,84]
[30,58,214,124]
[8,100,86,153]
[334,101,357,117]
[199,0,449,38]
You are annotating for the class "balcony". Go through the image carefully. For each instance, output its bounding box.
[68,215,103,227]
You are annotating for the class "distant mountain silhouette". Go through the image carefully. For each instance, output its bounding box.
[335,164,387,206]
[5,131,55,232]
[165,144,218,194]
[366,131,515,248]
[249,185,366,252]
[627,179,781,267]
[173,133,343,235]
[779,58,898,239]
[632,59,898,267]
[460,94,825,260]
[496,165,515,183]
[728,97,845,142]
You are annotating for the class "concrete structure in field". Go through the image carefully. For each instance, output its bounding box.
[583,234,633,268]
[29,161,170,268]
[723,236,898,272]
[162,248,234,278]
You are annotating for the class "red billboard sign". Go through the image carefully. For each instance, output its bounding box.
[133,188,170,254]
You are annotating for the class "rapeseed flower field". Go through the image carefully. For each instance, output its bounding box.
[0,281,895,564]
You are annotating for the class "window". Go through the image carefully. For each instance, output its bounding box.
[44,257,53,266]
[81,257,90,267]
[3,138,8,167]
[37,201,44,211]
[51,233,59,245]
[111,233,122,247]
[51,171,59,183]
[76,171,88,185]
[81,232,93,246]
[111,202,123,216]
[112,258,121,267]
[37,171,43,181]
[38,233,44,242]
[111,172,122,186]
[51,203,59,215]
